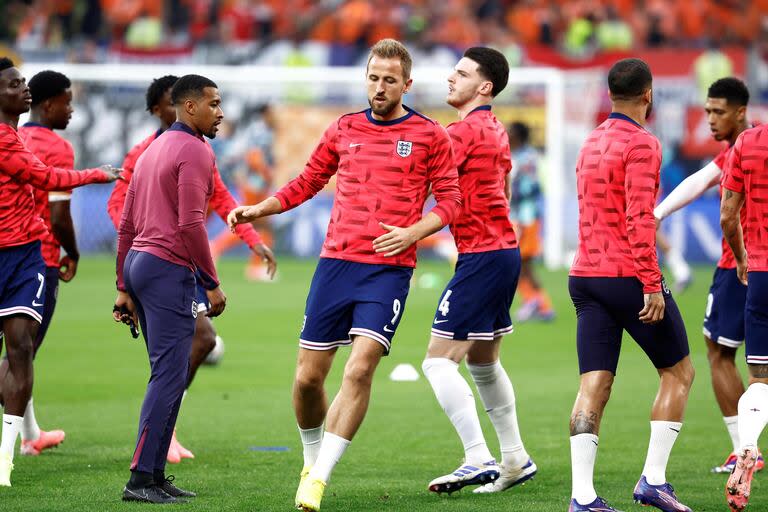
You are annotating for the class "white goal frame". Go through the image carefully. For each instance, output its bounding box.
[21,63,567,268]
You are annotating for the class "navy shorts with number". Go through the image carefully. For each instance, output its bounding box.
[703,267,747,348]
[33,265,61,354]
[0,241,46,324]
[745,271,768,365]
[300,258,413,354]
[431,248,520,341]
[569,276,689,374]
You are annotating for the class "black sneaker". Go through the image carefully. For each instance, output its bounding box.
[158,475,196,498]
[122,484,183,504]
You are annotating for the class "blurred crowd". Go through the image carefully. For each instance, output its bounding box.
[4,0,768,64]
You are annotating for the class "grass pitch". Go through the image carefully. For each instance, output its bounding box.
[0,257,762,511]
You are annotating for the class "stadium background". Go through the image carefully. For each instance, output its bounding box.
[3,1,768,510]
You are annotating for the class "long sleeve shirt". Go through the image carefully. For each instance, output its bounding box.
[108,129,263,248]
[570,113,663,293]
[274,107,461,268]
[0,123,109,250]
[116,122,219,291]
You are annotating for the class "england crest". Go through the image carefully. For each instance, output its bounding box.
[396,140,412,158]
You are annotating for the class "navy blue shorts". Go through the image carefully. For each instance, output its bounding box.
[745,271,768,365]
[194,271,210,314]
[431,248,520,341]
[33,265,61,354]
[0,241,46,324]
[568,276,689,374]
[703,267,746,348]
[300,258,413,354]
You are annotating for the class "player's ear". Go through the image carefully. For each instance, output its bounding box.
[402,78,413,95]
[185,98,197,116]
[736,105,746,122]
[644,88,652,105]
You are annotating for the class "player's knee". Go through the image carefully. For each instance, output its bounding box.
[294,369,325,396]
[579,376,613,406]
[196,328,216,356]
[5,334,34,365]
[343,359,376,388]
[666,357,695,391]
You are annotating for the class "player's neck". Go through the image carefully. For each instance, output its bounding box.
[610,107,646,127]
[457,98,491,121]
[175,117,202,137]
[371,103,407,122]
[28,112,53,130]
[730,120,750,145]
[0,112,20,130]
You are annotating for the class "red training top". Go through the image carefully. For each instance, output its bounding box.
[722,124,768,272]
[446,106,517,253]
[18,123,76,267]
[712,145,746,270]
[0,123,109,250]
[274,107,461,268]
[570,113,663,293]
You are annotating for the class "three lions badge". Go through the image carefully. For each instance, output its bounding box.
[396,140,412,158]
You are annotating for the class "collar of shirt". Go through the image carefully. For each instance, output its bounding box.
[22,121,52,131]
[168,121,203,140]
[608,112,643,128]
[365,105,415,126]
[467,105,492,117]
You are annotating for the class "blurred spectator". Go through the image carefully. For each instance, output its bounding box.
[596,6,632,51]
[694,40,734,100]
[6,0,768,62]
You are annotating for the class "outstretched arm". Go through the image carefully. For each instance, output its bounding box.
[654,160,721,221]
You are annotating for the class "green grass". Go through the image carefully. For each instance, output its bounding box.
[1,257,762,511]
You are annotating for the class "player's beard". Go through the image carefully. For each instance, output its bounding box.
[446,88,471,109]
[645,98,653,120]
[369,95,399,118]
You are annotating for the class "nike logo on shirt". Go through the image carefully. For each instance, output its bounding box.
[433,319,449,324]
[349,143,364,147]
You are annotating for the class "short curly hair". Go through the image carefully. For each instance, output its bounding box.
[28,70,71,106]
[145,75,178,112]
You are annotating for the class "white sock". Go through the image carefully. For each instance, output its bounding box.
[1,414,23,460]
[422,358,493,464]
[724,415,740,453]
[738,382,768,451]
[299,425,323,468]
[641,421,682,485]
[570,433,598,505]
[467,361,529,468]
[308,432,350,483]
[20,398,41,442]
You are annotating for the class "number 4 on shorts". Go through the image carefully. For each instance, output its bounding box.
[438,289,452,316]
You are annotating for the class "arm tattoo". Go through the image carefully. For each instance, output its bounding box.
[570,410,600,436]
